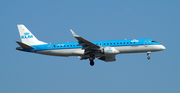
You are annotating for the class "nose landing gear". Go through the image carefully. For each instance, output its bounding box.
[147,51,151,60]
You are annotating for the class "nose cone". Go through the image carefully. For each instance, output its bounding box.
[160,45,166,50]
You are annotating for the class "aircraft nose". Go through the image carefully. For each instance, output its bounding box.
[160,45,166,50]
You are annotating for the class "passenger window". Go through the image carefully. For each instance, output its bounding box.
[117,43,119,44]
[124,42,125,44]
[110,43,112,45]
[127,42,129,44]
[104,43,105,45]
[130,42,132,44]
[114,43,115,44]
[54,45,56,47]
[120,42,122,44]
[67,45,69,47]
[73,45,75,47]
[107,43,109,45]
[70,45,72,47]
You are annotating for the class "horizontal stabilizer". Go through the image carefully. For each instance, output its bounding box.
[16,41,35,49]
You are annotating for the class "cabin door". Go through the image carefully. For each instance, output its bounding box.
[144,40,148,47]
[47,45,52,52]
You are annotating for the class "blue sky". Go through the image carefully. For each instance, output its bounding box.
[0,0,180,93]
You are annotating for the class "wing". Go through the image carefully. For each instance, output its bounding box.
[70,29,100,54]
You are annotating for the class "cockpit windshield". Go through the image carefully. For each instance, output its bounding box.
[151,41,158,43]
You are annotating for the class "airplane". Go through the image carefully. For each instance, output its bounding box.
[16,24,165,66]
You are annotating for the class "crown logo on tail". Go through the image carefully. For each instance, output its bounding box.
[21,32,33,39]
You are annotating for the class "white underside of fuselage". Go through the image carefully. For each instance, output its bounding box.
[33,45,164,57]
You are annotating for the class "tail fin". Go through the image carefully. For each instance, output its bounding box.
[17,25,47,45]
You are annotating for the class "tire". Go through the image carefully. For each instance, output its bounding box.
[90,61,94,66]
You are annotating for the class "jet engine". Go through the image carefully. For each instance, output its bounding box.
[101,47,119,55]
[98,55,116,62]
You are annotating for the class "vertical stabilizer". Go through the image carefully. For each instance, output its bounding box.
[17,25,47,45]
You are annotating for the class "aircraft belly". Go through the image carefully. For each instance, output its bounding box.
[72,49,85,56]
[36,49,80,56]
[53,49,81,56]
[115,45,160,53]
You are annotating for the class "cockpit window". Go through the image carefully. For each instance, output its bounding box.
[152,41,157,43]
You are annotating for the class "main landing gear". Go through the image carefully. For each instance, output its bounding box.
[89,54,95,66]
[147,51,151,60]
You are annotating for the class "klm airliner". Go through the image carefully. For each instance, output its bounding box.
[16,25,165,66]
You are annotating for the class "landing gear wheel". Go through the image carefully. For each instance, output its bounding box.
[147,51,151,60]
[90,61,94,66]
[89,53,95,66]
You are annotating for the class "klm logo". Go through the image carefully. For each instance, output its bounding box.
[131,39,139,42]
[21,32,33,39]
[107,48,112,52]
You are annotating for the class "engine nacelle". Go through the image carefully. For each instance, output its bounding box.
[98,55,116,62]
[101,47,119,55]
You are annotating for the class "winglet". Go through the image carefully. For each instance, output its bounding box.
[70,29,79,37]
